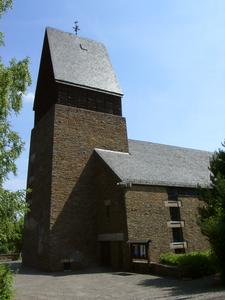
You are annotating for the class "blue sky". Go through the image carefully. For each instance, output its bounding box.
[1,0,225,191]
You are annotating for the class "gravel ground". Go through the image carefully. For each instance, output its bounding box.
[7,262,225,300]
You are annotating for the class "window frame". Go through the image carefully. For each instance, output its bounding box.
[128,240,151,262]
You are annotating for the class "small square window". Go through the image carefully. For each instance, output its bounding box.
[131,243,148,260]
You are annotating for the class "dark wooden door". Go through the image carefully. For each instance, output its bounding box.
[100,242,111,266]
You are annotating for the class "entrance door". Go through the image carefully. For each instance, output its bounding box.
[100,242,111,266]
[116,241,123,269]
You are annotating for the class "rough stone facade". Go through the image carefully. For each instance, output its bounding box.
[180,196,209,252]
[23,106,55,270]
[23,27,210,272]
[124,186,209,263]
[50,104,128,270]
[91,163,210,269]
[23,103,210,270]
[23,102,128,271]
[93,156,129,269]
[125,186,172,262]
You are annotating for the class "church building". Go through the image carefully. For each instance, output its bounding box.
[23,27,211,271]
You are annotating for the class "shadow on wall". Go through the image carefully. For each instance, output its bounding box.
[48,151,127,271]
[48,154,99,270]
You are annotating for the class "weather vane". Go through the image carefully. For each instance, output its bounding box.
[73,21,80,35]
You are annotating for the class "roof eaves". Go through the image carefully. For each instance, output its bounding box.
[55,79,123,97]
[119,179,211,189]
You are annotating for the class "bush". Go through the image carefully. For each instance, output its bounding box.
[0,265,13,300]
[160,252,182,266]
[160,251,217,278]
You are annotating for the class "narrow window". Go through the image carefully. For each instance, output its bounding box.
[168,189,178,201]
[169,207,181,221]
[172,228,183,242]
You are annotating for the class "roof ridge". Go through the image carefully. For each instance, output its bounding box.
[128,139,212,154]
[46,26,104,47]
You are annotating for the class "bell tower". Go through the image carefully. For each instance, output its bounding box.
[23,27,128,271]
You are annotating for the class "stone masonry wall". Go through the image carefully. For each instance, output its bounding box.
[180,196,209,251]
[93,155,129,269]
[49,104,128,270]
[125,185,210,263]
[23,106,55,270]
[95,157,126,235]
[125,186,172,262]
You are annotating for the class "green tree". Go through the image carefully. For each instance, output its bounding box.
[200,141,225,282]
[0,0,31,254]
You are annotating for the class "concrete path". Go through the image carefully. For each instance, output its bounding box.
[8,262,225,300]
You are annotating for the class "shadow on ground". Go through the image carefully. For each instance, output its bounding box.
[6,260,115,277]
[137,275,225,298]
[5,260,225,299]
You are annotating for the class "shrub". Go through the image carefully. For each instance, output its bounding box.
[160,252,182,266]
[160,250,217,278]
[0,264,13,300]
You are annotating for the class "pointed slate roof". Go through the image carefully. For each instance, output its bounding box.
[95,139,212,188]
[46,27,122,95]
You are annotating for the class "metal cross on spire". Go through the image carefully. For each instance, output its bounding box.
[73,21,80,35]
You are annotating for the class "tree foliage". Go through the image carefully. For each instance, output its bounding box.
[0,188,27,253]
[200,141,225,282]
[0,1,12,47]
[0,0,31,254]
